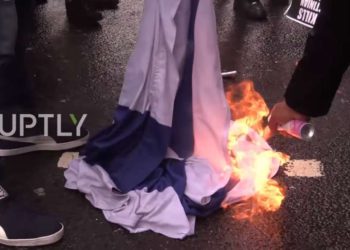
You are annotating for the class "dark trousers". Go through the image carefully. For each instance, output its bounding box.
[0,0,32,111]
[0,0,17,63]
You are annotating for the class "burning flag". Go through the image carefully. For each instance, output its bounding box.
[224,81,290,219]
[64,0,290,239]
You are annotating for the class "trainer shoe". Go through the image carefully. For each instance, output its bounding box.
[234,0,267,21]
[92,0,119,10]
[0,186,64,247]
[65,0,103,25]
[0,115,89,156]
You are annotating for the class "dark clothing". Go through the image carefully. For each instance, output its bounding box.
[0,0,17,61]
[0,0,33,109]
[285,0,350,117]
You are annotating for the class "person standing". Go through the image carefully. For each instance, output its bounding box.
[0,0,88,246]
[269,0,350,130]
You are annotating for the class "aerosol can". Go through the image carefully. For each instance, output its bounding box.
[278,120,315,141]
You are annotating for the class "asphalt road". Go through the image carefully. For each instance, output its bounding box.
[1,0,350,249]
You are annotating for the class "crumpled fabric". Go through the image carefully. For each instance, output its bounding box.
[65,0,281,239]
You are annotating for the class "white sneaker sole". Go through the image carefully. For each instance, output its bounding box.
[0,224,64,247]
[0,134,89,157]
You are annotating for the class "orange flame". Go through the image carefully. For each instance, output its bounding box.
[225,81,289,219]
[226,81,269,137]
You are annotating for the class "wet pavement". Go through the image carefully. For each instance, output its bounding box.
[1,0,350,249]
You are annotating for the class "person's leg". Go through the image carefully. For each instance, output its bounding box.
[0,0,88,156]
[0,0,17,62]
[0,0,18,108]
[0,0,33,110]
[0,1,64,246]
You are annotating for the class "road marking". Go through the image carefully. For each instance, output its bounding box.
[284,159,324,177]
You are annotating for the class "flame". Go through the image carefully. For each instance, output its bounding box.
[225,81,289,219]
[226,81,269,137]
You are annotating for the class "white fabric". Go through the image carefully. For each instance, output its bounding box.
[121,0,232,203]
[64,0,283,239]
[118,0,186,127]
[189,0,232,199]
[224,127,280,205]
[65,158,195,239]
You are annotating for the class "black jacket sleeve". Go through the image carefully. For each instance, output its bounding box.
[284,0,350,117]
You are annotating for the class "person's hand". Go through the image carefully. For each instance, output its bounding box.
[268,100,309,133]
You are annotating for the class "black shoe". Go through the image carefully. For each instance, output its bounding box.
[92,0,119,10]
[234,0,267,21]
[65,0,103,25]
[35,0,48,5]
[0,115,89,156]
[0,186,64,247]
[271,0,290,6]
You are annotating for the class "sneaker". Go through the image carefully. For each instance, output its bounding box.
[65,0,103,25]
[35,0,48,5]
[234,0,267,21]
[92,0,119,10]
[0,116,89,156]
[0,186,64,247]
[271,0,290,6]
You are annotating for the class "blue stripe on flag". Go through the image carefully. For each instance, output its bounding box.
[84,106,171,192]
[169,0,199,158]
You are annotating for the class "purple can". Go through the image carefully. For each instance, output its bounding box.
[278,120,315,141]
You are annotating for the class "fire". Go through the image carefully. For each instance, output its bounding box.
[225,81,289,219]
[226,81,269,138]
